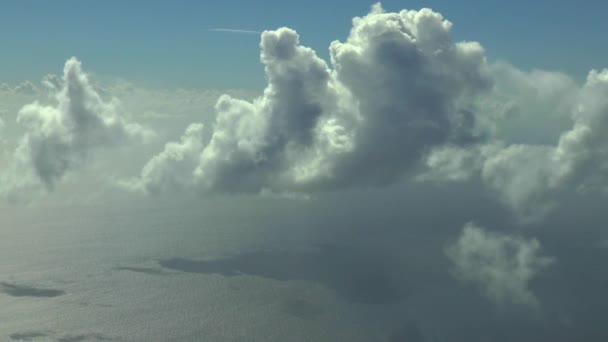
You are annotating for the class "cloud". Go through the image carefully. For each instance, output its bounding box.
[0,81,41,96]
[41,73,63,92]
[423,68,608,221]
[1,58,153,199]
[480,62,577,144]
[446,223,554,308]
[13,81,40,95]
[122,123,205,194]
[130,4,491,195]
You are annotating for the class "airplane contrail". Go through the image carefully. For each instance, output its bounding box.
[208,28,261,35]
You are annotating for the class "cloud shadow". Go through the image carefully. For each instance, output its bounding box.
[9,331,49,341]
[281,298,324,319]
[0,282,65,298]
[159,244,408,305]
[113,266,168,276]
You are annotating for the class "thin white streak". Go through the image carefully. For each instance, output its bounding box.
[208,28,261,35]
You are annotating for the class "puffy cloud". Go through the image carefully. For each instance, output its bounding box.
[131,4,491,195]
[13,80,40,95]
[446,223,554,308]
[473,63,577,144]
[1,58,153,198]
[0,81,42,96]
[423,68,608,221]
[41,74,63,92]
[124,123,205,194]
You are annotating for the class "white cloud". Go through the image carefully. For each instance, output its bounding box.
[122,123,205,194]
[1,58,153,199]
[130,4,491,195]
[423,68,608,221]
[477,62,577,144]
[13,80,40,95]
[446,223,554,308]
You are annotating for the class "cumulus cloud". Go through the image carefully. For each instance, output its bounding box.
[1,58,153,198]
[13,81,40,95]
[130,4,491,195]
[0,83,11,93]
[423,68,608,220]
[41,73,63,92]
[125,123,205,194]
[481,63,577,144]
[446,223,554,308]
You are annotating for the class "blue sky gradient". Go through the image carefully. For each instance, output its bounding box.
[1,0,607,88]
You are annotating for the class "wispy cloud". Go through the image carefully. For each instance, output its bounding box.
[208,28,261,35]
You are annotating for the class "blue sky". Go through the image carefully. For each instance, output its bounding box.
[1,0,607,89]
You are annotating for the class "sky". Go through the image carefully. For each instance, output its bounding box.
[2,1,608,341]
[1,0,608,88]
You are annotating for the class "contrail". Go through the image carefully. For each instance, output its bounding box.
[208,28,261,35]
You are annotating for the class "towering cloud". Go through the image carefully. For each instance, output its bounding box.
[129,4,491,195]
[1,58,153,198]
[446,223,554,308]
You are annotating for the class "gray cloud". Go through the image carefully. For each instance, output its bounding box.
[129,4,491,195]
[446,223,554,308]
[1,58,153,199]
